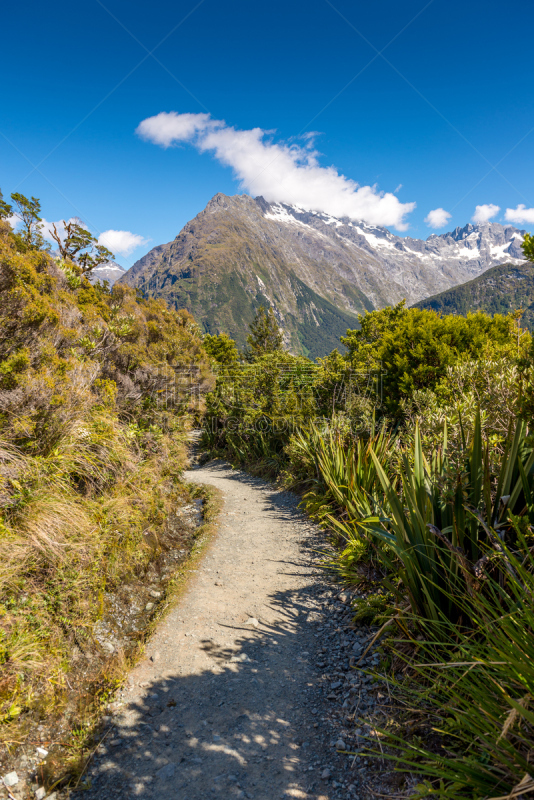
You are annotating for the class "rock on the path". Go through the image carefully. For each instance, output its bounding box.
[156,763,176,781]
[230,652,249,662]
[335,738,346,750]
[35,788,46,800]
[3,771,18,787]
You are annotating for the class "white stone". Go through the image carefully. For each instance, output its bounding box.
[36,746,48,758]
[230,653,249,663]
[35,788,46,800]
[3,772,18,787]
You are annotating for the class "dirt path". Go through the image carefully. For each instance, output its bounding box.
[80,461,360,800]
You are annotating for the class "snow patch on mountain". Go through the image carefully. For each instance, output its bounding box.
[263,200,526,272]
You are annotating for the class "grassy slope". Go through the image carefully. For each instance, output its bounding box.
[412,260,534,328]
[0,221,214,773]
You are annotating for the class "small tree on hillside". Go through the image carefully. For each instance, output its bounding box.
[203,333,239,365]
[522,233,534,263]
[0,189,12,221]
[10,192,44,249]
[246,306,283,360]
[50,219,114,276]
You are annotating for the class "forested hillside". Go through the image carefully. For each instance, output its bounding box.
[413,259,534,328]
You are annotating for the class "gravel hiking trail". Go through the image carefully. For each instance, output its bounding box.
[80,460,357,800]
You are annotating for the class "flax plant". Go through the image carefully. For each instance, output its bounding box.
[371,534,534,798]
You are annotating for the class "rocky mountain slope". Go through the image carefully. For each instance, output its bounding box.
[121,193,526,356]
[413,261,534,330]
[88,260,127,286]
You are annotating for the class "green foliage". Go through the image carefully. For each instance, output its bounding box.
[291,421,395,530]
[342,303,523,416]
[10,191,45,250]
[292,400,534,794]
[299,411,534,623]
[0,189,12,221]
[203,332,239,365]
[203,351,318,472]
[50,219,114,276]
[0,348,31,389]
[56,257,82,289]
[351,591,396,625]
[377,541,534,798]
[0,220,213,739]
[245,305,283,359]
[404,356,523,471]
[203,303,527,483]
[522,231,534,262]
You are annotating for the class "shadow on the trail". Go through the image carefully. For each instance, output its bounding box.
[76,470,352,800]
[78,585,344,800]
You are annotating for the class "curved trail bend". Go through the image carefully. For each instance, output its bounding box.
[82,460,354,800]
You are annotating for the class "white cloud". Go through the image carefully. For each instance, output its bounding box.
[136,111,215,148]
[136,111,416,230]
[424,208,451,229]
[98,229,150,257]
[472,204,500,224]
[505,204,534,225]
[6,214,19,230]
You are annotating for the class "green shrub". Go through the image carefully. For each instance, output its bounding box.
[342,302,527,417]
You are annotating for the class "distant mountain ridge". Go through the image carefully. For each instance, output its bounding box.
[88,261,126,286]
[412,261,534,330]
[120,193,527,357]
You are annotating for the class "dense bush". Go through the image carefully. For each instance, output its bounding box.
[204,301,527,473]
[341,302,523,416]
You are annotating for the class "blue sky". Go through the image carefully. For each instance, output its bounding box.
[2,0,534,267]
